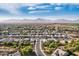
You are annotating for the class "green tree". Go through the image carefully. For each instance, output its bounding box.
[49,42,58,48]
[20,46,33,56]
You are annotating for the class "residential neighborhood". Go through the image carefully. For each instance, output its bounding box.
[0,23,79,56]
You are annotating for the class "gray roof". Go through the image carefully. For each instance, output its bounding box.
[52,49,69,56]
[8,51,21,56]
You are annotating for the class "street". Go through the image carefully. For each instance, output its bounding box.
[35,38,46,56]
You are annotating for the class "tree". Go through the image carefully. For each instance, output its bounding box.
[20,46,33,56]
[49,42,58,48]
[65,41,68,44]
[74,46,79,52]
[3,42,13,46]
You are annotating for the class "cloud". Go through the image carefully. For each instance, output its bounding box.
[35,3,51,8]
[0,8,10,15]
[0,4,22,16]
[26,3,53,11]
[28,6,36,10]
[29,10,50,14]
[54,7,63,10]
[0,3,78,18]
[18,3,53,15]
[0,3,53,16]
[24,3,39,7]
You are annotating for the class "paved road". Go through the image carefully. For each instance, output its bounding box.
[35,39,46,56]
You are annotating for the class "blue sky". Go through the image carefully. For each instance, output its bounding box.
[0,3,79,21]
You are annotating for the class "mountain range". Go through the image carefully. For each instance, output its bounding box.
[1,18,79,24]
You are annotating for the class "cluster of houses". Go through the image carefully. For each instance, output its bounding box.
[0,46,21,56]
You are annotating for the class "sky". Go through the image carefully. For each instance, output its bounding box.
[0,3,79,21]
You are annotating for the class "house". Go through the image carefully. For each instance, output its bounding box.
[52,48,69,56]
[8,51,21,56]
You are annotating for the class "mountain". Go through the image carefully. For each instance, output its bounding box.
[53,19,72,23]
[1,18,79,24]
[34,18,50,21]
